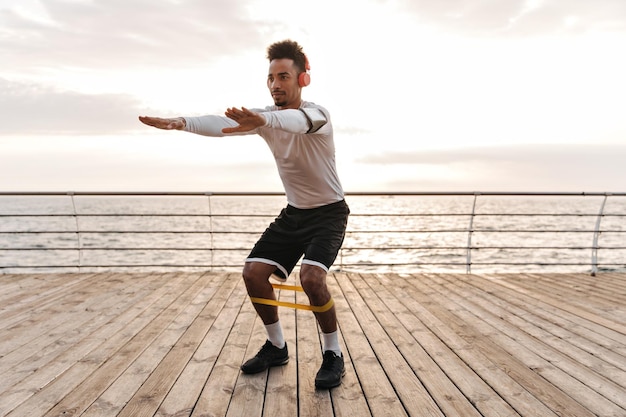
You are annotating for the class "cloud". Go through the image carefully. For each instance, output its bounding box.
[335,126,372,136]
[358,144,626,191]
[0,136,282,191]
[0,0,271,72]
[359,144,626,165]
[0,78,145,134]
[399,0,626,35]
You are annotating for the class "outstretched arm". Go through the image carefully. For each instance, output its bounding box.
[222,107,266,133]
[138,116,186,130]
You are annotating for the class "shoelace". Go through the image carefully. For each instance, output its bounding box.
[257,341,280,359]
[320,352,339,370]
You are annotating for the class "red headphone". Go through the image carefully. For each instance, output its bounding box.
[298,55,311,87]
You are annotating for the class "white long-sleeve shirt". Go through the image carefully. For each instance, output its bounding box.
[183,101,344,209]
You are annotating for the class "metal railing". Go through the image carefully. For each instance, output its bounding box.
[1,191,625,274]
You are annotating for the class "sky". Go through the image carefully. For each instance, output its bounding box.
[1,0,625,193]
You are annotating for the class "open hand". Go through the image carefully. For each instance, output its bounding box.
[138,116,186,130]
[222,107,265,133]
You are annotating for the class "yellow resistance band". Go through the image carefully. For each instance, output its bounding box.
[249,284,335,313]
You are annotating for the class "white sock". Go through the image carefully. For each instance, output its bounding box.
[265,321,285,348]
[322,330,342,356]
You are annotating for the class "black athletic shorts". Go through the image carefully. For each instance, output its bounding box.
[246,199,350,280]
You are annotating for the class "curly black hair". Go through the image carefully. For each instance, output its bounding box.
[266,39,308,74]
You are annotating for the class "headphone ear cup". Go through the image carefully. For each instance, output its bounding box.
[298,71,310,87]
[299,54,311,87]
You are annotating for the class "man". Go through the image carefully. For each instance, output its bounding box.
[139,39,349,389]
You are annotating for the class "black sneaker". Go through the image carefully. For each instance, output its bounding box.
[315,351,345,389]
[241,340,289,374]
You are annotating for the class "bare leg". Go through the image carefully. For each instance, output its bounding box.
[242,261,279,324]
[300,264,345,388]
[240,262,290,374]
[299,264,337,333]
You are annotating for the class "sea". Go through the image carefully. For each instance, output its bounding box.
[1,193,625,274]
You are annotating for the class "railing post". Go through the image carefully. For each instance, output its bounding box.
[205,192,214,272]
[69,192,83,271]
[591,194,608,276]
[339,248,344,272]
[466,193,479,274]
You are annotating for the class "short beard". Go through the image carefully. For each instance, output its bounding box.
[273,98,287,107]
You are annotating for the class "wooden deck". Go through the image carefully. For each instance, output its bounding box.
[0,272,624,417]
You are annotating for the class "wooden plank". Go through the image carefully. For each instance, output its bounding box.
[484,274,626,347]
[480,274,626,359]
[548,273,626,301]
[330,324,371,417]
[379,273,521,417]
[522,273,626,322]
[112,273,236,417]
[395,274,561,416]
[1,272,625,417]
[294,276,337,417]
[436,274,626,413]
[0,274,33,301]
[604,273,626,291]
[456,274,626,381]
[358,273,483,417]
[224,312,267,417]
[328,273,409,417]
[422,273,613,416]
[260,279,298,417]
[190,280,259,417]
[294,273,374,417]
[496,273,626,335]
[0,273,181,416]
[0,272,75,299]
[52,273,226,417]
[3,273,207,417]
[339,273,445,417]
[150,274,247,417]
[0,274,101,331]
[420,273,624,416]
[0,273,91,315]
[0,273,107,351]
[0,272,157,394]
[545,273,625,300]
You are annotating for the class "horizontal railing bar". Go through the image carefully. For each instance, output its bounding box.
[1,213,625,217]
[2,229,625,234]
[0,214,275,218]
[342,246,626,250]
[0,231,261,234]
[0,246,626,252]
[0,191,285,197]
[349,230,625,233]
[0,248,237,251]
[2,191,625,197]
[2,262,623,269]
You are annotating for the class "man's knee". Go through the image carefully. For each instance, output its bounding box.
[242,262,273,286]
[300,266,328,296]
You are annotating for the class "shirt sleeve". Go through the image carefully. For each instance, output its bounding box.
[262,108,328,134]
[183,115,240,137]
[183,106,328,136]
